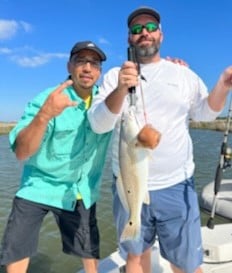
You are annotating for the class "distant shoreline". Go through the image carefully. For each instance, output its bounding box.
[189,119,230,132]
[0,122,17,135]
[0,119,230,135]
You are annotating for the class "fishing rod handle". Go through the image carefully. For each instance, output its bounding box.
[214,164,223,194]
[127,47,136,95]
[207,195,217,229]
[127,46,137,105]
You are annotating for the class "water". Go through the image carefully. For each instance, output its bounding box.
[0,129,232,273]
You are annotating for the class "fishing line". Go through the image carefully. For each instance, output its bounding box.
[139,77,148,125]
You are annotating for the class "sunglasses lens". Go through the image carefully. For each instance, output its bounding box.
[146,22,159,32]
[72,57,101,69]
[130,24,143,34]
[130,22,159,34]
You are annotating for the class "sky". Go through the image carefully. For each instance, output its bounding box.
[0,0,232,122]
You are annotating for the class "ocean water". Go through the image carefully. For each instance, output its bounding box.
[0,129,231,273]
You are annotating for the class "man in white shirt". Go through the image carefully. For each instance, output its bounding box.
[88,6,232,273]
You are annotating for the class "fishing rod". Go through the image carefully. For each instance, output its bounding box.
[127,46,148,123]
[207,94,232,229]
[127,46,138,106]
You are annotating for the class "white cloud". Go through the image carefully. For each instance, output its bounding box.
[19,21,33,33]
[0,44,68,67]
[98,37,111,45]
[0,47,12,54]
[0,20,18,40]
[11,55,50,67]
[0,19,32,40]
[10,52,69,67]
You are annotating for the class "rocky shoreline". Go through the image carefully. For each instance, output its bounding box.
[189,119,230,132]
[0,119,230,135]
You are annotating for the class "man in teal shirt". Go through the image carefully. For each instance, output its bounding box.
[0,41,111,273]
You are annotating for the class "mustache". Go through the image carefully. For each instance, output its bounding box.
[136,36,155,44]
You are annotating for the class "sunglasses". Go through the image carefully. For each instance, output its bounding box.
[130,22,159,35]
[71,57,101,70]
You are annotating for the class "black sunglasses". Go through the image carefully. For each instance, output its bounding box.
[71,57,101,70]
[130,22,159,35]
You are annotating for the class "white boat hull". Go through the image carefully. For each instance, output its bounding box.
[77,224,232,273]
[199,179,232,219]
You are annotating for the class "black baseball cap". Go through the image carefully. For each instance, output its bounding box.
[70,41,106,61]
[127,6,161,26]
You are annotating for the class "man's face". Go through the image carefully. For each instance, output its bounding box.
[128,14,163,59]
[68,49,101,90]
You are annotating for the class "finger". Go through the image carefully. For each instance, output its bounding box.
[122,61,137,69]
[67,100,78,107]
[120,67,138,78]
[53,80,73,94]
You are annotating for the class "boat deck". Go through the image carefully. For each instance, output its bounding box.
[77,224,232,273]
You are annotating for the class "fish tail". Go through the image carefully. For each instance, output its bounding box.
[120,220,141,242]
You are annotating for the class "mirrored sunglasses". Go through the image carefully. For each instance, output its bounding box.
[130,22,159,35]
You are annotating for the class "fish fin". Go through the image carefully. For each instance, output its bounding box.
[116,174,129,212]
[143,191,150,205]
[120,219,141,242]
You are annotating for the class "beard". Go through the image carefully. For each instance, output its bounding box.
[133,38,161,59]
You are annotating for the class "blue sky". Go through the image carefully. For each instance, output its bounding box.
[0,0,231,121]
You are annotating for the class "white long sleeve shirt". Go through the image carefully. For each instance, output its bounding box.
[88,59,220,190]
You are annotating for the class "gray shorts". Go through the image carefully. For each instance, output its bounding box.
[0,197,99,265]
[112,176,203,273]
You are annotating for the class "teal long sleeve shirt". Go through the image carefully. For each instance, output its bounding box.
[9,85,112,210]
